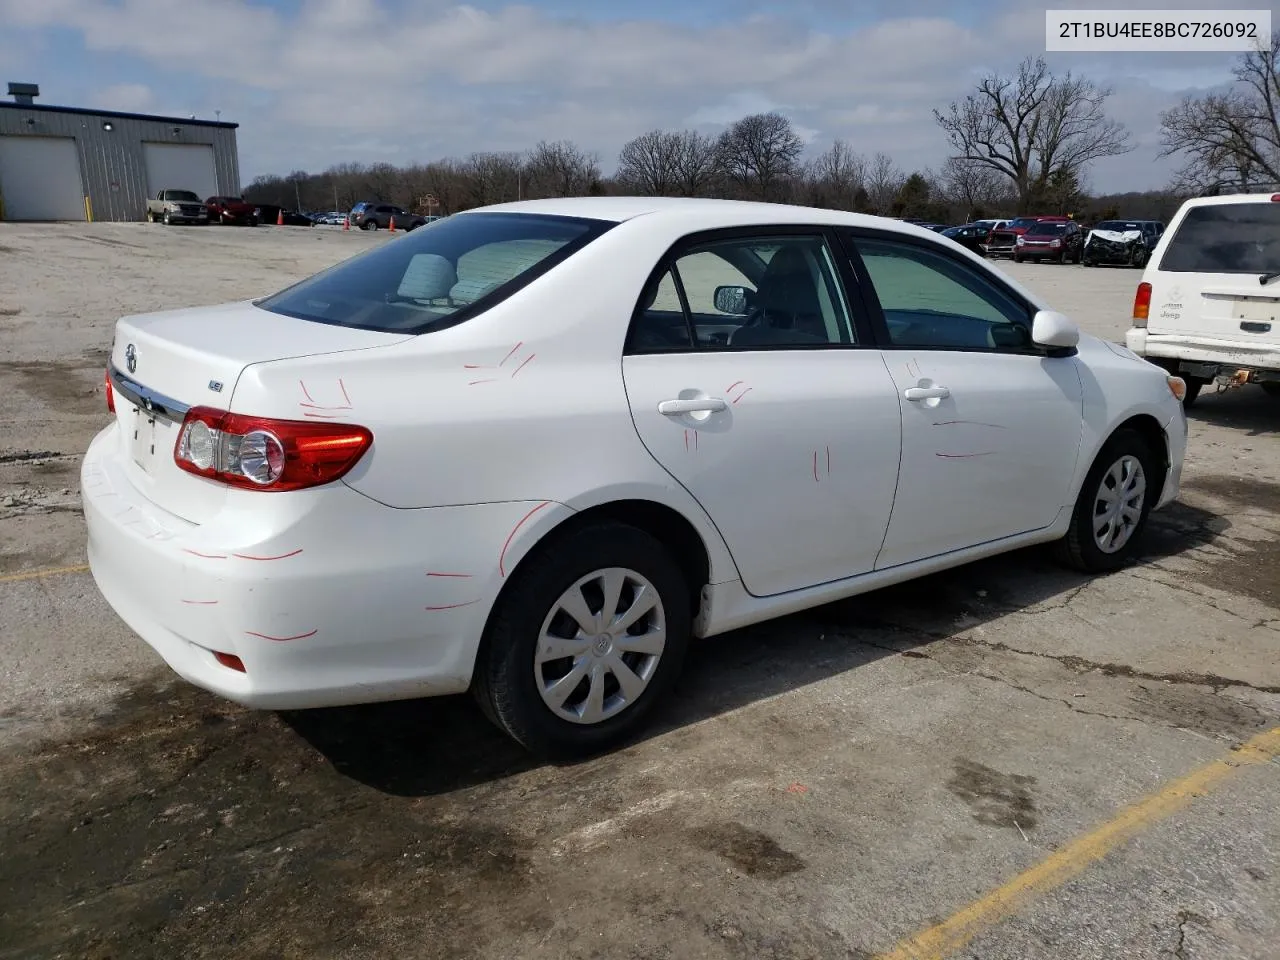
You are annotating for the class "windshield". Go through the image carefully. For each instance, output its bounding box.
[257,212,615,334]
[1095,221,1141,232]
[1159,202,1280,275]
[1028,223,1067,236]
[1008,218,1040,229]
[168,191,201,202]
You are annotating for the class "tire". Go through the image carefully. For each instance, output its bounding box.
[1054,427,1161,574]
[1182,378,1204,408]
[1132,247,1149,269]
[364,220,377,231]
[473,522,692,758]
[1056,250,1066,264]
[1013,253,1022,263]
[162,212,171,225]
[1261,382,1280,398]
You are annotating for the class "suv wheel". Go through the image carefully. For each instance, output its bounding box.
[473,522,692,757]
[363,219,377,231]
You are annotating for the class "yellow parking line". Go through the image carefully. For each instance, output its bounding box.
[876,726,1280,960]
[0,563,91,584]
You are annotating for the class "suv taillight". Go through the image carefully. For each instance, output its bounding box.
[174,407,373,492]
[1133,282,1152,326]
[105,369,115,413]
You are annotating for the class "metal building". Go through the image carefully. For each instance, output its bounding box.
[0,83,240,222]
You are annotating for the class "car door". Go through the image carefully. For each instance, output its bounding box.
[622,227,904,598]
[836,228,1085,571]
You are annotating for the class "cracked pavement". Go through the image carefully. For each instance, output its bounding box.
[1,224,1278,959]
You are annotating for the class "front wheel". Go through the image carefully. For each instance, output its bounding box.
[1132,247,1149,268]
[363,220,377,231]
[473,522,691,757]
[162,211,172,225]
[1053,428,1160,573]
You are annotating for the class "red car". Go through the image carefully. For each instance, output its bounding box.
[983,215,1070,258]
[205,196,259,226]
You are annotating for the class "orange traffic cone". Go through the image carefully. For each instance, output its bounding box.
[388,215,396,233]
[342,217,349,231]
[276,208,283,226]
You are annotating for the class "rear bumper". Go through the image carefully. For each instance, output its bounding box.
[82,422,569,710]
[1124,330,1280,376]
[1157,405,1186,511]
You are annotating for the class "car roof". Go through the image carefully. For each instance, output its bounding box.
[456,195,948,239]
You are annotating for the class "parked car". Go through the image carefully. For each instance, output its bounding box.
[253,204,313,227]
[85,197,1187,756]
[984,216,1070,258]
[145,189,208,225]
[1082,220,1164,268]
[1124,191,1280,407]
[348,202,428,231]
[942,222,998,256]
[311,211,347,225]
[205,196,258,225]
[1012,220,1084,263]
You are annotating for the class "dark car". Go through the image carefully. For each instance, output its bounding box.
[348,202,428,231]
[205,195,258,225]
[1012,220,1084,263]
[941,222,997,256]
[1081,219,1164,268]
[254,204,314,227]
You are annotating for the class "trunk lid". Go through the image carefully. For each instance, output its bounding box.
[108,300,411,524]
[1145,274,1280,344]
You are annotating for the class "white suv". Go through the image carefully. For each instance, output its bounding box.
[1125,191,1280,407]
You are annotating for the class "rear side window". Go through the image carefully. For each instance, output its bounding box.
[257,212,614,334]
[1160,202,1280,274]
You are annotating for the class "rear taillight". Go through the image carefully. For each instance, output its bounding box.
[1271,194,1280,201]
[174,406,372,492]
[105,369,115,413]
[1132,282,1151,327]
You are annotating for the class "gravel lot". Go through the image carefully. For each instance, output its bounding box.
[1,220,1277,960]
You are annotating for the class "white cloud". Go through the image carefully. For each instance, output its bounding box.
[0,0,1255,191]
[91,83,156,113]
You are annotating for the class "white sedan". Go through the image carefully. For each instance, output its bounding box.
[82,197,1188,756]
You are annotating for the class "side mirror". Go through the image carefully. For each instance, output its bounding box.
[713,285,750,315]
[1031,309,1079,350]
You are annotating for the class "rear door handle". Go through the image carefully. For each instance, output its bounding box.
[658,397,728,415]
[904,385,951,401]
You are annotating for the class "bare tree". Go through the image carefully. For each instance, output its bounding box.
[866,152,904,214]
[933,56,1131,212]
[671,130,722,196]
[460,151,524,206]
[1158,31,1280,190]
[523,140,601,198]
[800,139,867,210]
[938,156,1011,218]
[616,130,682,195]
[716,112,804,201]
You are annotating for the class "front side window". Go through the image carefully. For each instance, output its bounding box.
[850,235,1034,352]
[628,234,856,352]
[1159,202,1280,274]
[257,212,613,334]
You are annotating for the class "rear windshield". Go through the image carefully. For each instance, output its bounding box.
[1007,218,1040,229]
[1028,223,1067,235]
[1160,202,1280,274]
[1094,221,1142,232]
[256,212,614,334]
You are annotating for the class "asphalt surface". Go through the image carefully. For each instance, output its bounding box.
[1,222,1277,960]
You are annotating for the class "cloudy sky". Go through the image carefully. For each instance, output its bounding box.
[0,0,1258,191]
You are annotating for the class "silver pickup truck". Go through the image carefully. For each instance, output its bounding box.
[145,189,209,225]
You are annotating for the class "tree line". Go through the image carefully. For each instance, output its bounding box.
[245,33,1280,223]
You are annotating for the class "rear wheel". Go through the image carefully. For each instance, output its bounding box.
[1054,427,1160,573]
[473,522,692,757]
[364,219,377,231]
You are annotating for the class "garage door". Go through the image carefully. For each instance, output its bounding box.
[0,136,86,221]
[143,143,219,201]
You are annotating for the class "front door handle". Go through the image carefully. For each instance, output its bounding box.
[658,397,727,415]
[904,385,951,401]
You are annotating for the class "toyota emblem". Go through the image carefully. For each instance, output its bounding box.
[125,343,136,373]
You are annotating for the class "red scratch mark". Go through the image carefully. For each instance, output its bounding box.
[463,364,488,370]
[425,600,480,611]
[685,429,690,452]
[303,411,342,418]
[339,378,351,406]
[936,452,996,458]
[183,548,228,559]
[245,628,318,642]
[468,378,498,386]
[933,420,1007,429]
[510,354,535,378]
[299,379,316,403]
[232,549,303,561]
[298,380,353,411]
[726,380,743,392]
[731,388,753,405]
[182,599,219,605]
[499,501,552,577]
[426,571,472,578]
[694,430,699,450]
[826,445,831,474]
[500,341,525,366]
[786,782,809,795]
